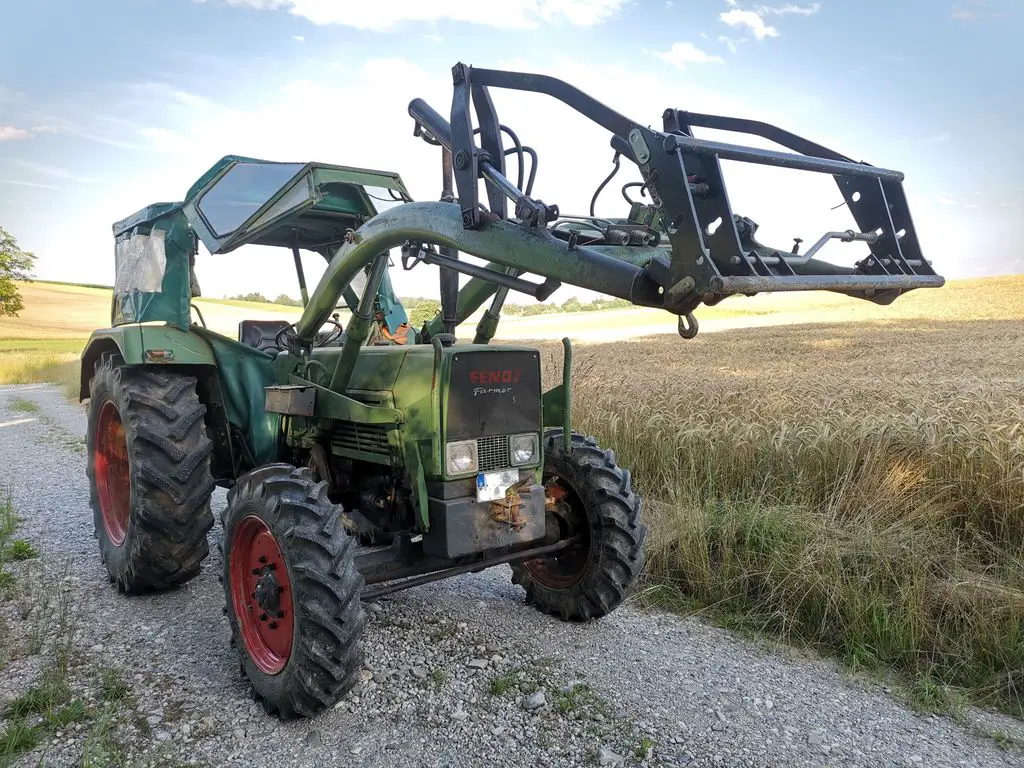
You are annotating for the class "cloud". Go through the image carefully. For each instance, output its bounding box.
[720,9,779,39]
[718,35,745,53]
[756,2,820,15]
[654,42,724,69]
[15,160,97,184]
[0,179,64,191]
[196,0,631,29]
[0,126,32,141]
[292,34,305,41]
[952,0,1008,20]
[1001,201,1022,208]
[422,33,443,42]
[937,194,980,209]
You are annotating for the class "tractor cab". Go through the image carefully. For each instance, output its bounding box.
[110,155,417,349]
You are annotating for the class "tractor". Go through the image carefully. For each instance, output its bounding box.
[80,62,943,718]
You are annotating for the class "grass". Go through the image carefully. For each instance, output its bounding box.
[488,673,518,696]
[0,720,40,762]
[100,670,130,703]
[6,540,38,561]
[79,705,126,768]
[0,492,142,767]
[6,674,73,720]
[0,491,18,597]
[0,347,79,393]
[543,315,1024,720]
[8,398,38,413]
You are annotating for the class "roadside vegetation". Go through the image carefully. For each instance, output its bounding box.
[0,339,81,395]
[553,316,1024,721]
[0,488,150,767]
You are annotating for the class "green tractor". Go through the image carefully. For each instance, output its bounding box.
[80,63,943,718]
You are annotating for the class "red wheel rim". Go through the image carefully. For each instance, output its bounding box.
[229,515,294,675]
[94,400,131,546]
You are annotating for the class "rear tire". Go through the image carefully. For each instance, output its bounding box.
[85,352,215,593]
[511,430,647,621]
[221,464,366,719]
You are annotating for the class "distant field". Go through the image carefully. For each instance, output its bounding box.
[0,282,306,390]
[496,273,1024,341]
[5,274,1022,344]
[0,281,303,341]
[1,274,1021,391]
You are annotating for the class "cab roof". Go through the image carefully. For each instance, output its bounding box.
[113,155,412,256]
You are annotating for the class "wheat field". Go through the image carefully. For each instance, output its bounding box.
[534,314,1024,717]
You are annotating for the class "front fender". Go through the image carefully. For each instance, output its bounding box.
[79,325,218,400]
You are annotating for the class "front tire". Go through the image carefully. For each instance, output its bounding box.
[221,464,366,719]
[511,430,647,621]
[85,353,215,593]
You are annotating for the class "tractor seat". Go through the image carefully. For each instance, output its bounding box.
[238,320,292,354]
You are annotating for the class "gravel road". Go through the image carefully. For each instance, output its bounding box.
[1,383,1021,768]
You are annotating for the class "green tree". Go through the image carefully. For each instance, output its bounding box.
[406,298,440,328]
[0,226,37,317]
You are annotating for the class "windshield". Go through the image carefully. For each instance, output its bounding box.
[362,185,410,214]
[198,162,305,236]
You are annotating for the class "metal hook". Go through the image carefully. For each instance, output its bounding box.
[677,312,699,339]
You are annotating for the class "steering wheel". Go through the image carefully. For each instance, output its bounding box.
[313,313,345,347]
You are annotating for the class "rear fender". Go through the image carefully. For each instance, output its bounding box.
[79,326,244,484]
[79,325,218,401]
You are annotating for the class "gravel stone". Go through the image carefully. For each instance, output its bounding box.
[1,384,1022,768]
[523,691,546,711]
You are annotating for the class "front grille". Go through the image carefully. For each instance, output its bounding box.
[477,435,510,472]
[331,423,390,455]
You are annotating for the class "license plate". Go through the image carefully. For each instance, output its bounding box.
[476,469,519,502]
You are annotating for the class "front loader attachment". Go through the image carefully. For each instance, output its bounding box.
[404,63,942,335]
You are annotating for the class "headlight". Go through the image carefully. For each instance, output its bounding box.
[446,439,478,475]
[509,433,538,466]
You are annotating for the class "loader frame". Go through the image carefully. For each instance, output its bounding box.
[397,62,942,342]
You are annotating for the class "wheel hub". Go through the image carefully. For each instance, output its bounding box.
[229,516,294,675]
[254,569,282,615]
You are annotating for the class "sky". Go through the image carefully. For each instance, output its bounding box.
[1,0,1021,307]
